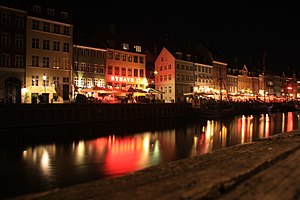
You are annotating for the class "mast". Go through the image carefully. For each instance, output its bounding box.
[263,52,266,102]
[219,66,222,101]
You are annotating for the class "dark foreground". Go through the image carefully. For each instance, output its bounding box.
[9,129,300,200]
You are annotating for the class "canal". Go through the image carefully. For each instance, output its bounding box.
[1,111,300,199]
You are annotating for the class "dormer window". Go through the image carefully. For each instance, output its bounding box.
[186,54,191,61]
[33,5,41,14]
[134,45,141,52]
[61,12,68,19]
[47,9,55,16]
[175,52,182,59]
[122,43,129,50]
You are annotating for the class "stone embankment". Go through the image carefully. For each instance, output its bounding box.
[11,129,300,200]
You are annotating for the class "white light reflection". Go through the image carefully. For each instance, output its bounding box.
[259,114,265,138]
[241,115,246,144]
[75,141,85,165]
[205,120,212,153]
[41,149,50,175]
[249,115,253,142]
[265,114,270,138]
[282,113,285,133]
[221,124,227,148]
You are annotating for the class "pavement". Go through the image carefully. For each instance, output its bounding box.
[9,129,300,200]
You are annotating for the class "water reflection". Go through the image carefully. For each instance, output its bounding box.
[1,112,299,199]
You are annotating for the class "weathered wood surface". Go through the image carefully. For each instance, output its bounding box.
[11,130,300,200]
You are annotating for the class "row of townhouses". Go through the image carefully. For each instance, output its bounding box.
[1,2,299,104]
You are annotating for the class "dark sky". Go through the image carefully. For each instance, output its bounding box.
[73,1,300,72]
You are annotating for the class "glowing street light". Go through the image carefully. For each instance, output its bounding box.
[43,74,47,93]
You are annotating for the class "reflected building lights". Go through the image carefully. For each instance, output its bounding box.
[265,114,270,138]
[249,116,253,142]
[282,113,285,133]
[241,115,245,144]
[287,112,293,132]
[221,125,227,148]
[75,141,85,165]
[259,114,265,138]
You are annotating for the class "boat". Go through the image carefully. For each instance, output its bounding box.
[193,100,235,118]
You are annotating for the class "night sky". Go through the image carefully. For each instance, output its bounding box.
[72,1,300,73]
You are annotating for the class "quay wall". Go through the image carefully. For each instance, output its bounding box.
[0,103,193,128]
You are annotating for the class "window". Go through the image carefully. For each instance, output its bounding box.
[15,34,23,47]
[74,77,78,86]
[87,63,92,72]
[121,54,126,61]
[33,5,41,14]
[1,54,10,67]
[139,56,144,64]
[114,52,120,60]
[32,20,39,30]
[107,51,113,59]
[98,79,104,87]
[32,76,38,86]
[63,77,69,83]
[61,12,68,19]
[15,55,23,68]
[114,66,120,75]
[1,12,10,25]
[140,69,144,77]
[94,78,98,86]
[53,77,59,87]
[168,64,171,69]
[87,78,92,87]
[73,62,78,71]
[99,65,104,74]
[43,40,50,50]
[42,57,50,67]
[168,74,171,80]
[1,32,10,46]
[43,22,50,32]
[53,41,60,51]
[80,78,86,87]
[134,45,141,52]
[63,26,70,35]
[32,38,39,48]
[53,57,60,69]
[80,62,86,71]
[134,69,138,77]
[47,8,55,16]
[63,42,69,52]
[108,66,113,74]
[53,24,60,34]
[128,68,132,76]
[121,67,126,76]
[63,59,69,69]
[128,55,132,62]
[164,75,167,81]
[15,15,24,27]
[32,56,39,67]
[133,56,138,63]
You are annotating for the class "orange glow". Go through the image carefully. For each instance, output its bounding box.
[103,136,149,176]
[287,112,293,132]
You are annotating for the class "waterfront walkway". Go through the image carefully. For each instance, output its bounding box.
[11,129,300,200]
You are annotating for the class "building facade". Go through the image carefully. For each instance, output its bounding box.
[24,2,73,103]
[72,45,106,98]
[105,44,147,90]
[0,5,26,104]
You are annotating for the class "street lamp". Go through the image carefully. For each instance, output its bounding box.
[43,74,47,93]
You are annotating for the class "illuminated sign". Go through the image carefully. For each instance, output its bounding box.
[109,75,147,84]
